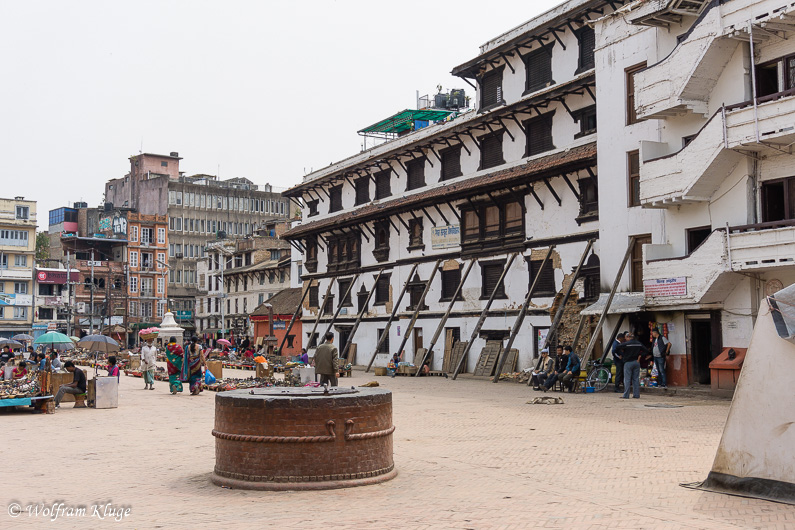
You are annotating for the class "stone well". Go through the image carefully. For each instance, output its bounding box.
[211,387,396,490]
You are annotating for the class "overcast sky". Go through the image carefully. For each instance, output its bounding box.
[1,0,561,222]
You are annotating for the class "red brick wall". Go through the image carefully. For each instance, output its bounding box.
[253,315,302,356]
[213,390,394,484]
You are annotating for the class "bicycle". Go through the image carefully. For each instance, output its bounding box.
[585,359,612,392]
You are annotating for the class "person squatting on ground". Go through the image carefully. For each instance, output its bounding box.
[141,339,157,390]
[54,361,87,408]
[531,348,555,390]
[612,332,626,393]
[616,333,650,399]
[314,333,339,387]
[650,328,670,388]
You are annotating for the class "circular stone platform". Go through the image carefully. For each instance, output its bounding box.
[211,387,396,490]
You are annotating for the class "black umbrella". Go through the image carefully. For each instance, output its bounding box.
[0,338,23,348]
[12,333,34,342]
[77,335,120,353]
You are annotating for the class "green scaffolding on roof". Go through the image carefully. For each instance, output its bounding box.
[358,109,454,135]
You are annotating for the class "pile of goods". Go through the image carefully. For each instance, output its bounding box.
[0,373,41,399]
[138,327,159,342]
[203,377,276,392]
[498,371,532,384]
[123,366,168,381]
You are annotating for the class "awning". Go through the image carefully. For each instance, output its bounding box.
[581,292,646,316]
[358,109,454,135]
[130,322,160,330]
[179,323,196,331]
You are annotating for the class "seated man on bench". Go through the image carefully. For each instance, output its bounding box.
[556,346,581,392]
[55,361,87,409]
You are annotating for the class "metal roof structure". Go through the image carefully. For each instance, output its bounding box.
[358,109,455,137]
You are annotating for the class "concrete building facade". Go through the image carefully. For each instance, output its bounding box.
[0,197,36,338]
[283,0,621,372]
[104,152,290,332]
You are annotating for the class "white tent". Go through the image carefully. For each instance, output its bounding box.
[695,286,795,504]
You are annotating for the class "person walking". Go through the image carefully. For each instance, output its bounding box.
[165,337,185,395]
[616,333,650,399]
[650,329,670,388]
[141,339,157,390]
[185,338,206,395]
[314,332,339,387]
[612,332,627,393]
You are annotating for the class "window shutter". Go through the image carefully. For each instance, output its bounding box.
[355,178,369,205]
[442,268,462,300]
[578,27,595,70]
[330,186,343,212]
[375,170,391,199]
[483,263,505,297]
[480,69,503,108]
[480,133,504,170]
[526,114,555,157]
[441,146,462,180]
[525,48,552,92]
[406,158,426,190]
[529,259,556,296]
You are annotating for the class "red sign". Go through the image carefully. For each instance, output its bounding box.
[36,269,79,285]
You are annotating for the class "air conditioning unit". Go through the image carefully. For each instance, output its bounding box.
[77,302,86,314]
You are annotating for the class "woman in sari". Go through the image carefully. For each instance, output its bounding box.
[165,337,185,394]
[185,337,205,395]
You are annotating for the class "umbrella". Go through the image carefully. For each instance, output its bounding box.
[0,338,23,348]
[70,336,81,343]
[51,342,75,352]
[217,338,232,346]
[12,333,33,342]
[34,331,74,346]
[77,335,120,353]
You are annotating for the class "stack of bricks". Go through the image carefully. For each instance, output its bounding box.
[211,387,396,490]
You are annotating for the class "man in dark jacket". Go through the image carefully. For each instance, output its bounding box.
[616,333,650,399]
[612,332,627,393]
[556,346,581,392]
[313,333,339,387]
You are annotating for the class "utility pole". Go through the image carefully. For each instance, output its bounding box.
[65,251,72,337]
[90,249,95,335]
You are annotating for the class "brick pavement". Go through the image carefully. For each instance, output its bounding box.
[2,368,793,529]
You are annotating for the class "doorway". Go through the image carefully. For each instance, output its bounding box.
[413,328,423,363]
[690,320,713,384]
[337,326,352,361]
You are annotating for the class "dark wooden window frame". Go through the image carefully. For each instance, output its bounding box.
[522,43,555,95]
[572,104,597,139]
[479,65,505,111]
[440,266,465,302]
[480,259,508,300]
[626,62,647,125]
[459,196,526,255]
[374,274,391,306]
[478,130,506,171]
[686,226,712,255]
[524,110,556,157]
[406,157,427,191]
[327,232,361,273]
[354,177,370,206]
[526,256,557,297]
[376,328,390,353]
[375,169,392,199]
[576,177,599,225]
[575,25,596,74]
[628,150,641,208]
[630,234,651,293]
[307,199,319,217]
[408,218,424,251]
[338,278,353,307]
[761,176,795,222]
[329,185,343,213]
[304,237,318,273]
[440,145,463,181]
[373,221,390,262]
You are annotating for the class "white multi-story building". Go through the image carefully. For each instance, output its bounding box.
[591,0,795,386]
[0,197,36,339]
[282,0,628,372]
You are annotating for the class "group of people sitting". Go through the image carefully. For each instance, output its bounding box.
[530,345,581,392]
[1,345,65,380]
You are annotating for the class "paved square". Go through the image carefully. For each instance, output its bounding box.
[3,368,793,529]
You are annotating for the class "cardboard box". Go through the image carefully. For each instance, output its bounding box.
[206,360,223,380]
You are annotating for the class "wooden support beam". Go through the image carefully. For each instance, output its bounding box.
[586,166,598,186]
[550,28,567,50]
[446,201,462,221]
[584,84,596,102]
[580,236,636,365]
[486,192,501,209]
[527,185,544,210]
[387,216,401,235]
[465,196,481,216]
[599,313,626,365]
[321,275,358,338]
[420,207,437,227]
[542,239,594,350]
[276,282,312,355]
[362,222,376,239]
[453,134,472,156]
[543,178,562,206]
[557,97,575,119]
[428,146,442,165]
[357,227,369,243]
[453,253,518,379]
[339,269,385,363]
[493,246,556,382]
[394,260,443,365]
[366,263,420,372]
[508,187,528,212]
[499,52,515,73]
[433,203,450,225]
[395,158,408,174]
[561,173,581,201]
[508,114,527,135]
[415,260,476,376]
[344,175,356,190]
[395,214,411,231]
[465,131,480,148]
[461,76,477,90]
[319,186,331,200]
[305,278,336,350]
[497,118,516,141]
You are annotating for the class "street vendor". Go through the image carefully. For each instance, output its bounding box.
[11,361,28,380]
[54,361,87,408]
[140,339,157,390]
[299,348,309,364]
[50,351,62,370]
[107,356,120,380]
[0,346,13,364]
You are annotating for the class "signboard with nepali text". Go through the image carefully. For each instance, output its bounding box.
[644,277,687,297]
[36,269,79,284]
[431,224,460,249]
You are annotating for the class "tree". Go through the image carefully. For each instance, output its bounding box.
[35,232,49,262]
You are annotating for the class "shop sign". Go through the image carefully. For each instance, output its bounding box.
[644,277,687,297]
[44,296,63,306]
[47,323,57,331]
[0,293,32,306]
[273,321,286,330]
[87,260,103,267]
[174,310,193,319]
[431,224,460,249]
[36,269,79,284]
[32,323,47,330]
